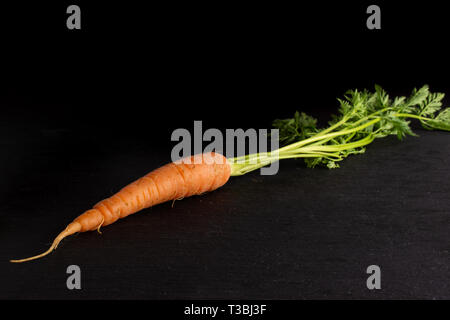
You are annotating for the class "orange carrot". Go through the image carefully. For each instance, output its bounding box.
[11,152,231,263]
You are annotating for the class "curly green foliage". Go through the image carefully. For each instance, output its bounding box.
[228,85,449,175]
[271,85,450,169]
[272,111,319,144]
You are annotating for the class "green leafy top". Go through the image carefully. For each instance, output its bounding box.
[271,85,450,169]
[273,111,319,144]
[228,85,450,175]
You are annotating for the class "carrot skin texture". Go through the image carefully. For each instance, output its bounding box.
[11,152,231,262]
[78,152,230,231]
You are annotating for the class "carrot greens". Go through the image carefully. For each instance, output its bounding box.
[229,85,450,175]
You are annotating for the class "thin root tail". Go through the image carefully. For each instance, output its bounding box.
[10,222,82,263]
[96,216,105,235]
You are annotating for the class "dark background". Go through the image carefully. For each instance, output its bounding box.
[1,1,450,299]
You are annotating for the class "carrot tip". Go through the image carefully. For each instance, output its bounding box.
[10,222,81,263]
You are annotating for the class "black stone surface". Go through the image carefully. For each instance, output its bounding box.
[1,1,450,300]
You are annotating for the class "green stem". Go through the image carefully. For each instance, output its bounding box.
[276,118,380,153]
[394,113,431,121]
[230,152,343,176]
[299,134,375,152]
[229,119,381,176]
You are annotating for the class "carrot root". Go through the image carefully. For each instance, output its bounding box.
[96,216,105,234]
[10,152,231,263]
[10,222,82,263]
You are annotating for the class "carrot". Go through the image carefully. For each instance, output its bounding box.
[15,85,449,263]
[10,152,231,263]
